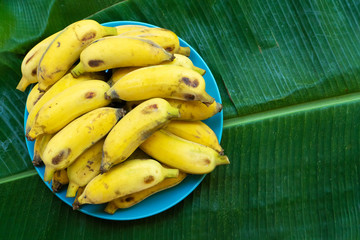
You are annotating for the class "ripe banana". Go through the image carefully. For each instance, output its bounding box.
[164,120,223,153]
[116,25,148,35]
[66,139,104,198]
[104,171,187,213]
[118,27,190,55]
[42,107,126,182]
[17,31,61,92]
[26,80,111,140]
[101,98,180,172]
[108,54,206,86]
[164,54,205,75]
[38,19,117,91]
[105,65,214,105]
[71,36,174,77]
[140,130,229,174]
[32,134,53,166]
[73,159,179,208]
[25,72,103,137]
[51,169,69,192]
[166,98,222,121]
[26,83,44,113]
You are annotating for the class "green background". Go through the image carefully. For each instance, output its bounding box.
[1,0,360,239]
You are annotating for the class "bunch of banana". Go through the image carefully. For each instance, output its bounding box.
[17,20,230,214]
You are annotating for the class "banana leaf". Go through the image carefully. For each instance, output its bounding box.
[1,0,360,239]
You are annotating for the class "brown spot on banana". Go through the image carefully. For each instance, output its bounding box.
[51,148,71,165]
[184,93,195,101]
[25,51,38,64]
[124,196,134,202]
[142,104,158,114]
[31,68,37,76]
[181,77,199,88]
[57,41,60,47]
[82,32,96,42]
[165,46,175,52]
[85,91,96,99]
[88,60,104,67]
[144,175,154,183]
[103,183,109,189]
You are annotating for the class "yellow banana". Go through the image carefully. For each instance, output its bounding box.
[51,169,69,192]
[26,83,44,113]
[118,27,190,55]
[166,99,222,121]
[101,98,180,172]
[25,72,103,137]
[73,159,179,208]
[140,130,230,174]
[116,25,149,35]
[17,31,61,92]
[164,120,223,153]
[38,19,117,91]
[108,54,205,86]
[66,139,104,198]
[104,171,187,213]
[42,107,126,182]
[163,54,205,75]
[105,65,214,105]
[26,80,111,140]
[32,134,53,166]
[71,36,174,77]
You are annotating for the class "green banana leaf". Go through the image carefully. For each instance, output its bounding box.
[1,0,360,239]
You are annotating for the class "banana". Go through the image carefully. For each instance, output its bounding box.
[17,31,61,92]
[51,169,69,192]
[66,139,104,198]
[164,120,223,153]
[140,130,230,174]
[71,36,174,77]
[42,107,126,182]
[104,171,187,213]
[105,65,214,105]
[166,99,222,121]
[25,72,104,138]
[118,27,190,55]
[73,159,179,208]
[38,19,117,91]
[26,84,44,113]
[116,25,149,35]
[164,54,205,75]
[108,54,205,86]
[108,67,139,86]
[32,134,53,166]
[26,80,111,140]
[101,98,180,172]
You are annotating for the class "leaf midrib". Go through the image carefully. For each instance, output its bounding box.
[224,91,360,128]
[3,91,360,184]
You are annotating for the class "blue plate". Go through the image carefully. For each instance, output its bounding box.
[24,21,223,220]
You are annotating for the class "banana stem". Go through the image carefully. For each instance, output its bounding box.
[192,66,206,76]
[104,201,118,214]
[71,63,84,78]
[164,168,179,178]
[216,155,230,166]
[16,76,33,92]
[44,166,56,182]
[66,182,80,198]
[177,46,191,57]
[103,26,118,37]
